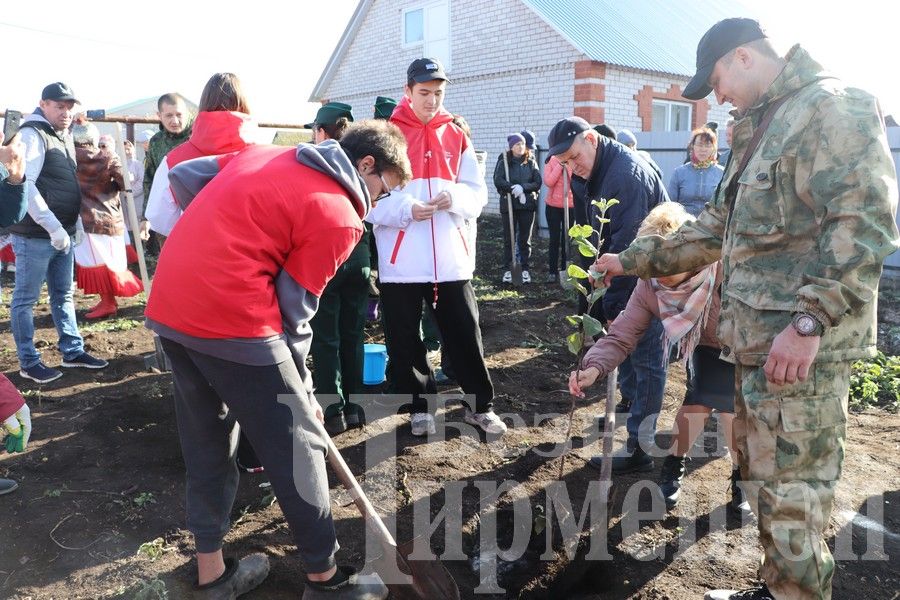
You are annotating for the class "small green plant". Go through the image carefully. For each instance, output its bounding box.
[136,537,174,561]
[133,492,157,508]
[131,577,168,600]
[81,318,143,333]
[558,198,618,478]
[849,351,900,412]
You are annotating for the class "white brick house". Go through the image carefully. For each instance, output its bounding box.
[311,0,753,214]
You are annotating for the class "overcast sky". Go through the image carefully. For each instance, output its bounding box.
[2,1,897,125]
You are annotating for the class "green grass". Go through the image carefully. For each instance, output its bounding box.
[81,318,143,333]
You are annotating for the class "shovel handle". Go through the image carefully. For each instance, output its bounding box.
[599,367,617,483]
[324,435,398,548]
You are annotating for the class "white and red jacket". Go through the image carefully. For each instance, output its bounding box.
[144,111,257,235]
[367,97,486,283]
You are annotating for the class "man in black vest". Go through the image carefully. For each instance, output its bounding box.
[10,82,108,383]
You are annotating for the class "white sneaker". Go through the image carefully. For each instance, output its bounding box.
[464,409,508,435]
[502,271,512,283]
[410,413,435,436]
[521,270,531,283]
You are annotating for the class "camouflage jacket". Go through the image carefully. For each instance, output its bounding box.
[619,46,899,366]
[142,124,192,218]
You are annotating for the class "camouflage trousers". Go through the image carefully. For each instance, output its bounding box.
[733,361,851,600]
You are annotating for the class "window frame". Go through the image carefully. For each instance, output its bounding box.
[651,99,693,132]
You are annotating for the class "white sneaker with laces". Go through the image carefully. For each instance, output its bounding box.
[521,270,531,283]
[502,271,512,283]
[464,410,508,435]
[410,413,436,436]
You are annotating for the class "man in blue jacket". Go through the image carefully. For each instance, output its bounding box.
[548,116,669,473]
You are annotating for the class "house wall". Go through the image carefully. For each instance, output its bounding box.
[319,0,734,215]
[320,0,584,215]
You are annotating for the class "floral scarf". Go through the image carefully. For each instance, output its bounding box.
[651,262,719,366]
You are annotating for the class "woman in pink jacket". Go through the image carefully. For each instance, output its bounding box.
[543,155,573,283]
[569,202,749,514]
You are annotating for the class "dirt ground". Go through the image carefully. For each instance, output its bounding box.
[0,217,898,599]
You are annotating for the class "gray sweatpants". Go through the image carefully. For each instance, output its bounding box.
[161,337,338,573]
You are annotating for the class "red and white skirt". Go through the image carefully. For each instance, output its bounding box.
[75,232,143,297]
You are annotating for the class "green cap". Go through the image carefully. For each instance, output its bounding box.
[373,96,397,120]
[305,101,354,129]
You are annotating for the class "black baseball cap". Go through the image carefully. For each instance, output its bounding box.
[41,82,79,103]
[546,116,591,159]
[683,18,767,100]
[407,58,450,84]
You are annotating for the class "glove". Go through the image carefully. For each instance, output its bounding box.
[49,227,71,252]
[510,184,523,197]
[3,404,31,453]
[74,217,85,246]
[518,191,526,205]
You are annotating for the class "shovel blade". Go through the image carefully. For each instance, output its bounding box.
[371,539,460,600]
[511,264,523,286]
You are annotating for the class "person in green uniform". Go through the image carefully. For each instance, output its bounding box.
[306,102,372,435]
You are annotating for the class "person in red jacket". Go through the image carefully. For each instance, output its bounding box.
[145,120,410,599]
[144,72,257,240]
[542,155,574,283]
[368,57,506,437]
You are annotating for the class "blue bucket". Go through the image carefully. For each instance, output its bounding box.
[363,343,388,385]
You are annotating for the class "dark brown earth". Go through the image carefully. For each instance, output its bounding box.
[1,216,897,599]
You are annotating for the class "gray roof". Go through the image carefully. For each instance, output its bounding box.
[522,0,757,77]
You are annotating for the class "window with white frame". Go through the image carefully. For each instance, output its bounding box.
[402,1,451,71]
[651,99,692,132]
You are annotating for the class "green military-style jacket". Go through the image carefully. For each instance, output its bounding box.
[141,124,193,219]
[620,46,899,366]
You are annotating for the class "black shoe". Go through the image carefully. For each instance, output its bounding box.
[19,361,63,383]
[659,455,686,509]
[614,398,632,414]
[611,440,653,473]
[195,553,270,599]
[344,404,365,429]
[704,584,775,599]
[61,352,108,369]
[0,478,18,496]
[324,412,348,436]
[590,440,654,473]
[729,467,752,514]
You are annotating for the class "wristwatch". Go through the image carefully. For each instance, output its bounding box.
[791,312,824,337]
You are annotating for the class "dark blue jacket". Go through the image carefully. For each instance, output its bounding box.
[572,137,668,321]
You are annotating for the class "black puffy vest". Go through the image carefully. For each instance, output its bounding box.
[8,119,81,238]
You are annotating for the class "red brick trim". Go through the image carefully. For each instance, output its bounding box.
[574,83,605,103]
[574,106,604,123]
[574,60,607,80]
[634,84,709,131]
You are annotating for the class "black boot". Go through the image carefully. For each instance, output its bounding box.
[659,454,686,509]
[729,467,751,514]
[614,397,632,414]
[607,438,653,474]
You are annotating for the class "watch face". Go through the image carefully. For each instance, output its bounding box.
[796,315,816,335]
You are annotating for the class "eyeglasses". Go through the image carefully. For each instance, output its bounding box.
[98,144,108,149]
[375,173,392,202]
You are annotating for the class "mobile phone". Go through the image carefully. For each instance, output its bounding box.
[86,109,106,120]
[3,109,22,145]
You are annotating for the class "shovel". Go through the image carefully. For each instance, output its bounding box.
[597,367,618,483]
[502,152,522,285]
[324,434,460,600]
[559,167,573,290]
[506,193,523,285]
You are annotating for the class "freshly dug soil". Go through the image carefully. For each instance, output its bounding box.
[1,217,897,599]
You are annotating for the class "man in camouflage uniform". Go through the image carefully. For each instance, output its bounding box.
[139,92,192,248]
[596,18,899,600]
